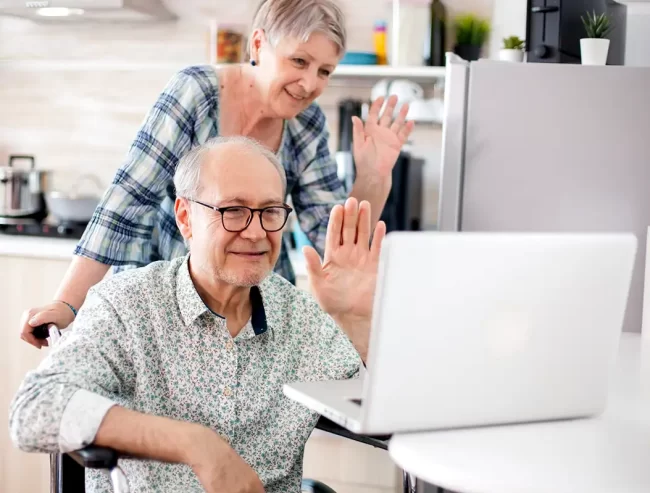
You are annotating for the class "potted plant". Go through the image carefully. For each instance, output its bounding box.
[580,10,613,65]
[499,35,525,62]
[453,13,490,61]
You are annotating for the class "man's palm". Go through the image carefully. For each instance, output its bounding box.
[303,199,385,322]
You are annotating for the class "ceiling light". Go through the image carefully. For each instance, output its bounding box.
[36,8,85,17]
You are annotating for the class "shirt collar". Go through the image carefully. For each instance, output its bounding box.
[176,255,268,336]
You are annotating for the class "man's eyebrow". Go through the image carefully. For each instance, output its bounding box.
[215,197,285,207]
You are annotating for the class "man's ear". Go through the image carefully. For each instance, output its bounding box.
[174,197,192,243]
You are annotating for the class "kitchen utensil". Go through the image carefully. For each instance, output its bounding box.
[0,155,49,218]
[45,174,103,224]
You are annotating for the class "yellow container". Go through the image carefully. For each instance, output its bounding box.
[374,21,388,65]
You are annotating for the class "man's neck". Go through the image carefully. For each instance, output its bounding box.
[188,260,252,338]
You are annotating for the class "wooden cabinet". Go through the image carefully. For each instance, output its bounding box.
[0,255,71,493]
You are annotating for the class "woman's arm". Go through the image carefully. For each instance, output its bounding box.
[291,103,385,258]
[20,66,219,347]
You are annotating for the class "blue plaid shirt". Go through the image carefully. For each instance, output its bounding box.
[74,65,347,284]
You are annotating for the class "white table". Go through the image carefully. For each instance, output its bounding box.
[389,333,650,493]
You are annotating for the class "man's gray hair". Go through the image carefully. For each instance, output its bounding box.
[173,136,287,199]
[251,0,346,55]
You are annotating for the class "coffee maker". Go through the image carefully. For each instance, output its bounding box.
[335,98,423,232]
[526,0,627,64]
[335,99,363,192]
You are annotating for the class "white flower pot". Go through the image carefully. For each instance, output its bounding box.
[499,49,524,62]
[580,38,610,65]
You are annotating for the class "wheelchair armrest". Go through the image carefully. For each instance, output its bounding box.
[68,445,119,469]
[315,417,391,450]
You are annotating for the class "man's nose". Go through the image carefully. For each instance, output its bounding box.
[240,212,267,240]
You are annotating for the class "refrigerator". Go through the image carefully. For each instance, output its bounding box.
[437,54,650,334]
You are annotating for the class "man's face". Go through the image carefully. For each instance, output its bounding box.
[176,143,286,287]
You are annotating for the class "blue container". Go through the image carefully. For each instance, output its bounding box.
[340,51,378,65]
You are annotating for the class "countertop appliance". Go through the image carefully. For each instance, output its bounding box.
[526,0,627,64]
[381,151,424,233]
[0,216,87,239]
[335,99,363,192]
[438,54,650,334]
[0,155,49,220]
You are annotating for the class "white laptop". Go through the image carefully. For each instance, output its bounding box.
[284,232,637,435]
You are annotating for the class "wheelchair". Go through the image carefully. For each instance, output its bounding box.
[33,325,415,493]
[50,417,400,493]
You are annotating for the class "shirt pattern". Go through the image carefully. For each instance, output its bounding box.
[9,256,361,493]
[73,65,348,284]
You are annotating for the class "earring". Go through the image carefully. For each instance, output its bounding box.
[251,60,257,66]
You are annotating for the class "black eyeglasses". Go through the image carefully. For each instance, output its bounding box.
[186,198,293,233]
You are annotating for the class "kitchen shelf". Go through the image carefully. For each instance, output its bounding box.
[334,64,446,81]
[0,59,446,81]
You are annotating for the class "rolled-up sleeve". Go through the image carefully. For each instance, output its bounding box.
[74,66,216,267]
[8,289,135,454]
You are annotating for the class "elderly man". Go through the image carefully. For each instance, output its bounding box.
[9,136,384,493]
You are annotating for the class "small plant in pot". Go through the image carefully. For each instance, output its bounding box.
[499,35,525,62]
[580,10,613,65]
[453,13,490,61]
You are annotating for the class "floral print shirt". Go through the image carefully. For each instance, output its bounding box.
[9,255,361,493]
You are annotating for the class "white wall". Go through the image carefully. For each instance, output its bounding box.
[488,0,528,59]
[621,2,650,66]
[0,0,495,229]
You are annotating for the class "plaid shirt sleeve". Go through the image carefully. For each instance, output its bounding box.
[289,104,347,257]
[74,67,217,266]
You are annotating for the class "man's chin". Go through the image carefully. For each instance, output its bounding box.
[226,269,271,288]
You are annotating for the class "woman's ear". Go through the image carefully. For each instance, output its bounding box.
[174,197,192,244]
[249,28,266,63]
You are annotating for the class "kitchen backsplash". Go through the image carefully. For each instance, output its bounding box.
[0,0,493,229]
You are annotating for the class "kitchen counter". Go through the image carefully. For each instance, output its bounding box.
[0,234,308,277]
[0,234,78,260]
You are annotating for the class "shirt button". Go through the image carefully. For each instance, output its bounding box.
[225,341,234,351]
[223,386,233,397]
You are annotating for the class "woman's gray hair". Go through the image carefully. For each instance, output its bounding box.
[173,136,287,199]
[251,0,346,55]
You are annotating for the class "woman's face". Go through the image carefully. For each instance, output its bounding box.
[254,31,340,118]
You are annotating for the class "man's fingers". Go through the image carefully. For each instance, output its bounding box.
[356,201,372,247]
[370,221,387,260]
[325,204,344,263]
[303,246,323,281]
[342,198,359,246]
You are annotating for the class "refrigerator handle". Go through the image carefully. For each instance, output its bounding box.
[437,52,470,232]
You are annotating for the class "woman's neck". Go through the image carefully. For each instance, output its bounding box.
[219,65,284,152]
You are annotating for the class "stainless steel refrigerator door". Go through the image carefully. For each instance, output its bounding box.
[450,60,650,333]
[437,53,470,232]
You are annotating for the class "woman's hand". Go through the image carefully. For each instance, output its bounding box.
[351,95,415,181]
[20,302,76,348]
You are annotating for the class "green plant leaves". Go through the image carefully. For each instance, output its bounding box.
[581,10,613,39]
[454,13,490,46]
[502,35,525,50]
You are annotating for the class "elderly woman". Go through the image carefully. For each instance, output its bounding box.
[21,0,414,347]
